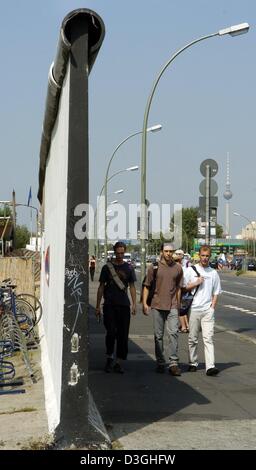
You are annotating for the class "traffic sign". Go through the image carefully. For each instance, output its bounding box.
[200,159,218,177]
[199,179,218,196]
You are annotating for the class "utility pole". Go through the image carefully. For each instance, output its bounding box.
[12,189,16,250]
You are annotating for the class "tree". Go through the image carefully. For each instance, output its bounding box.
[216,224,224,238]
[171,207,199,253]
[14,225,30,249]
[0,205,11,217]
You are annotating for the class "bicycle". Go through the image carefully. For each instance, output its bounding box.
[0,287,36,383]
[0,339,25,395]
[0,279,42,333]
[0,281,36,335]
[16,292,42,326]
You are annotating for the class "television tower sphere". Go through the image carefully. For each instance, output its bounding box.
[223,189,233,200]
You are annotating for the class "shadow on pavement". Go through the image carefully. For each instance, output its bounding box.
[88,304,213,440]
[88,273,256,448]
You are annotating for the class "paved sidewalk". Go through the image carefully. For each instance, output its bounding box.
[0,346,49,450]
[89,272,256,450]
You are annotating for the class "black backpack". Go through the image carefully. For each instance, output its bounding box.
[180,265,200,315]
[140,262,158,306]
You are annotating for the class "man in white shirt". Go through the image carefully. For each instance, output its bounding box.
[184,245,221,376]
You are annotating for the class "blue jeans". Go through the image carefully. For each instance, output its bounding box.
[152,308,179,366]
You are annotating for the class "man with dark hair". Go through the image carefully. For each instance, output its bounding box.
[96,241,136,373]
[142,242,183,376]
[184,245,221,376]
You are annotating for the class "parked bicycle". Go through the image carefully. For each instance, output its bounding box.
[0,279,42,333]
[0,285,36,383]
[0,280,36,335]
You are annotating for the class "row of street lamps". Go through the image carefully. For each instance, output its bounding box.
[233,211,256,258]
[103,125,162,262]
[96,22,249,276]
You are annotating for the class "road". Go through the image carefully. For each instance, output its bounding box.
[217,272,256,342]
[134,268,256,342]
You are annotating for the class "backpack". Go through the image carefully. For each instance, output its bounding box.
[180,265,200,315]
[140,262,158,306]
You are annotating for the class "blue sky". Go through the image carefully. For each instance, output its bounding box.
[0,0,255,237]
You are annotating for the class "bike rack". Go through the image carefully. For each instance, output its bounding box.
[0,340,26,394]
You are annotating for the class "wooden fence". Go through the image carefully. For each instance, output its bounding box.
[0,256,38,294]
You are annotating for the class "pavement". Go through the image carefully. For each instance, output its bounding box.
[1,268,256,450]
[0,344,49,450]
[89,269,256,450]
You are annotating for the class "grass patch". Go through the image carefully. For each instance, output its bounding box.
[236,269,245,276]
[20,435,53,450]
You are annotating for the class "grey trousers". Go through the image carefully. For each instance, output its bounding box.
[151,308,179,366]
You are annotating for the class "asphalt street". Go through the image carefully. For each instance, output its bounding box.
[217,272,256,342]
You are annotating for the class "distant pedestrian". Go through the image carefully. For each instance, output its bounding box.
[142,242,183,376]
[96,241,136,374]
[184,245,221,376]
[89,255,96,281]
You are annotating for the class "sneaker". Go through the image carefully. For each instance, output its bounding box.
[206,367,219,376]
[155,364,165,373]
[113,363,124,374]
[188,365,197,372]
[104,358,113,373]
[168,365,181,376]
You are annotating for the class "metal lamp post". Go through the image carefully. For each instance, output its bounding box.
[94,166,139,260]
[15,203,39,251]
[104,126,161,262]
[233,211,255,258]
[140,22,249,280]
[94,185,125,258]
[103,166,140,259]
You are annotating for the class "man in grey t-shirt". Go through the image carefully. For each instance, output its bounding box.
[142,243,183,376]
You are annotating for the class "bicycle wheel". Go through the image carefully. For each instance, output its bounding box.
[16,293,42,325]
[4,299,36,334]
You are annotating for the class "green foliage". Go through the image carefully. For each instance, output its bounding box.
[14,225,30,249]
[170,207,199,252]
[216,224,224,238]
[181,207,199,252]
[0,205,11,217]
[236,269,245,276]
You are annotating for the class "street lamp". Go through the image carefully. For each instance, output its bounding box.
[104,126,161,262]
[233,211,255,258]
[95,166,139,259]
[140,23,249,279]
[114,189,124,195]
[15,203,39,252]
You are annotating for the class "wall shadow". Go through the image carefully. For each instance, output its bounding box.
[88,303,241,442]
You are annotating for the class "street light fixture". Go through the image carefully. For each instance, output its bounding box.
[233,211,255,258]
[104,127,161,262]
[140,22,249,279]
[94,166,139,259]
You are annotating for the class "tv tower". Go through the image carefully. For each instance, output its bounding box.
[223,152,233,238]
